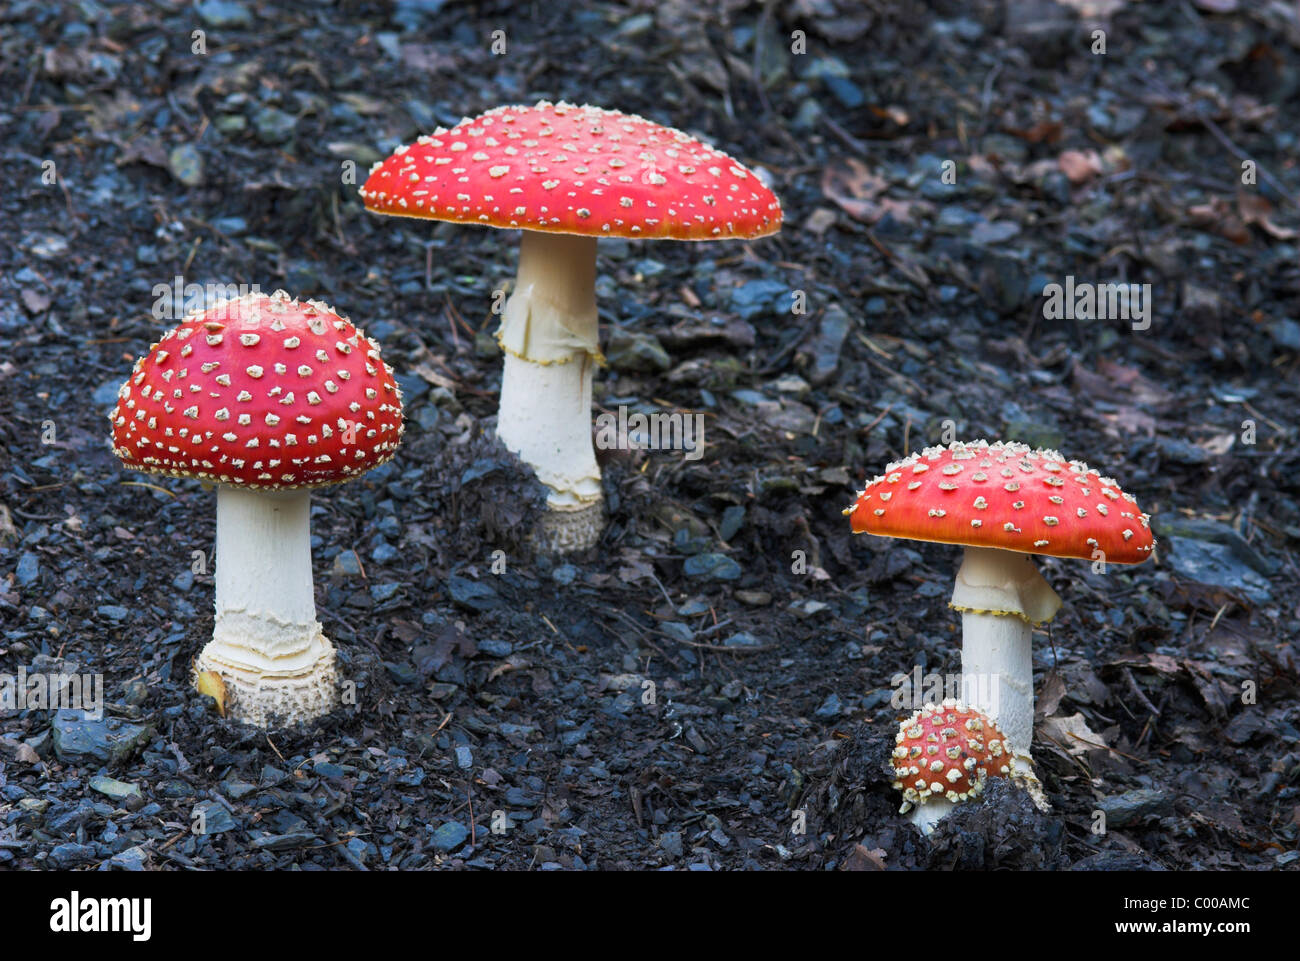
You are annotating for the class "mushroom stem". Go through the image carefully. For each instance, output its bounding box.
[952,545,1059,801]
[908,799,957,834]
[495,231,604,552]
[959,608,1034,760]
[196,485,337,725]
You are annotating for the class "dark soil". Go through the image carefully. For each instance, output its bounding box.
[1,0,1298,871]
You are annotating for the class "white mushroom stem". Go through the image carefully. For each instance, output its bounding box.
[908,798,957,834]
[196,485,337,725]
[959,610,1034,759]
[952,546,1059,822]
[950,545,1061,769]
[495,231,603,513]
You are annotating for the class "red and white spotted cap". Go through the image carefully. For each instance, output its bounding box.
[891,699,1013,807]
[359,100,783,241]
[109,290,403,489]
[846,440,1154,563]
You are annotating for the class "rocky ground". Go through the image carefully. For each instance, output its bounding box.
[1,0,1298,871]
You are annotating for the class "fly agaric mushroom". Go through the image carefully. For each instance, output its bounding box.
[847,440,1154,828]
[109,290,404,726]
[360,100,782,553]
[892,699,1013,818]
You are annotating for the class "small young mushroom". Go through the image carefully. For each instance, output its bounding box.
[892,699,1013,829]
[847,440,1155,827]
[360,100,782,553]
[109,290,404,726]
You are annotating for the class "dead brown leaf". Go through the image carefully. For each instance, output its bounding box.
[1111,652,1183,675]
[1237,190,1298,240]
[1058,149,1103,185]
[1183,659,1231,718]
[1040,712,1108,757]
[1199,432,1236,456]
[617,555,656,584]
[114,136,169,170]
[194,670,227,717]
[1160,578,1248,616]
[411,361,458,392]
[821,157,889,223]
[1094,358,1177,406]
[802,207,838,235]
[1098,407,1158,437]
[391,619,420,643]
[1037,671,1067,718]
[867,104,909,127]
[1071,359,1173,436]
[399,43,462,73]
[840,844,888,870]
[1187,196,1251,244]
[488,656,531,682]
[1006,119,1063,145]
[336,92,390,115]
[1189,801,1249,839]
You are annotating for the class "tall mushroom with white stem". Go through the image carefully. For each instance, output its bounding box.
[846,440,1155,833]
[360,100,782,553]
[109,290,404,726]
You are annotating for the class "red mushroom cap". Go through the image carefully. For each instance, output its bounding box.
[360,100,783,241]
[846,440,1154,563]
[891,699,1013,806]
[109,290,404,490]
